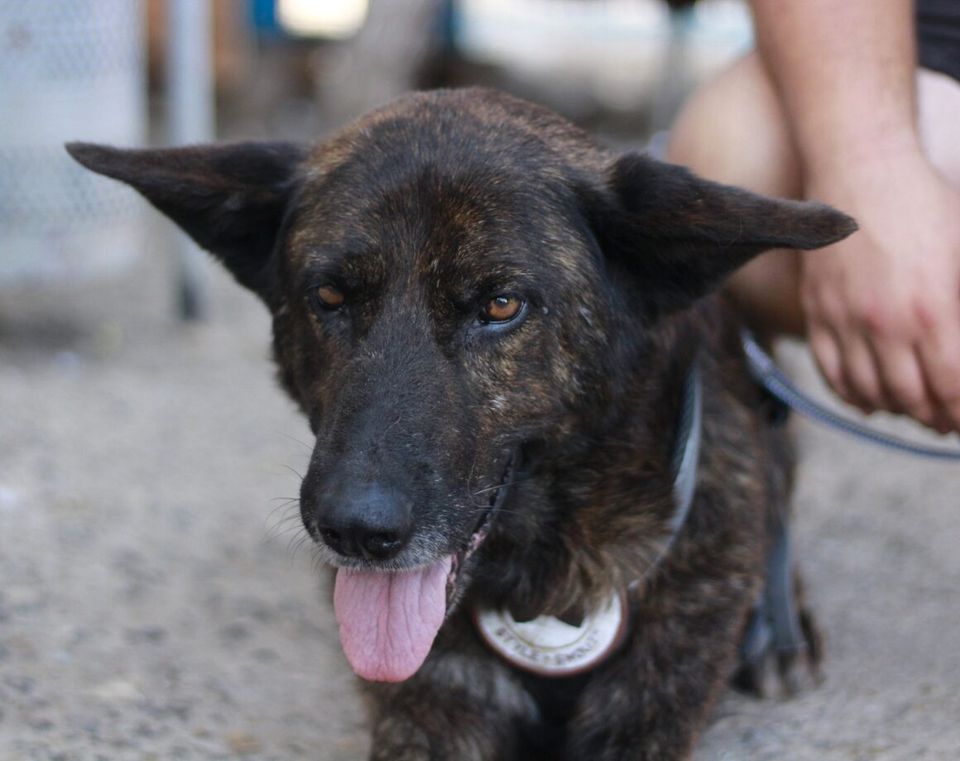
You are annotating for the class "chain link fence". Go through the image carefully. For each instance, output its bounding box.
[0,0,146,284]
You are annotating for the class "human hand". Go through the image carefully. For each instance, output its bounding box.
[801,148,960,433]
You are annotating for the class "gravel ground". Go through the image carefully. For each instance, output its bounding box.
[1,244,959,761]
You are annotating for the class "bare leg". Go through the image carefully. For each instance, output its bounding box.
[667,52,804,336]
[667,53,960,338]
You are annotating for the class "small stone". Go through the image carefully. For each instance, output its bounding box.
[219,622,250,642]
[89,678,140,701]
[27,715,54,731]
[124,627,167,644]
[135,720,158,738]
[227,730,262,755]
[4,675,35,694]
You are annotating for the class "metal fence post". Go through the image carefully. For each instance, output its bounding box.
[166,0,215,320]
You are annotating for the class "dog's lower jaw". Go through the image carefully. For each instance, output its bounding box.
[444,449,519,615]
[444,502,496,615]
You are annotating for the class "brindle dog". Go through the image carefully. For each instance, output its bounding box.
[68,88,855,761]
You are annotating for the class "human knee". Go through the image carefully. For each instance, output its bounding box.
[668,52,800,198]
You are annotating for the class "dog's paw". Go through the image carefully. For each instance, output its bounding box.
[733,572,823,698]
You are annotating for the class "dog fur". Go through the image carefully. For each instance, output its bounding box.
[67,88,855,760]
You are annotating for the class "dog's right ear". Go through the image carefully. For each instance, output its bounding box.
[65,141,306,304]
[583,153,857,319]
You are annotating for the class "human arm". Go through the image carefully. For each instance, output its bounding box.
[750,0,960,432]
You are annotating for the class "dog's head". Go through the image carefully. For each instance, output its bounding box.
[67,88,854,682]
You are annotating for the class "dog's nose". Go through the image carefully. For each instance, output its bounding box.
[315,484,412,561]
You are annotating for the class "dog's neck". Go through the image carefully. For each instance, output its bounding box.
[471,360,701,677]
[470,309,708,620]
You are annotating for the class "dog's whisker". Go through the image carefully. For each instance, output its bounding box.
[264,498,301,524]
[266,498,300,516]
[465,506,526,518]
[288,531,315,561]
[470,475,534,497]
[263,495,305,543]
[266,512,304,531]
[310,547,329,575]
[265,506,301,523]
[266,525,307,545]
[265,519,306,543]
[278,463,305,481]
[270,523,304,540]
[274,430,314,451]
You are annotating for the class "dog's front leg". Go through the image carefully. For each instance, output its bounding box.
[565,600,750,761]
[366,650,539,761]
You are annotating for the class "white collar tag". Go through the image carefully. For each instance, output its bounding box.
[473,591,626,677]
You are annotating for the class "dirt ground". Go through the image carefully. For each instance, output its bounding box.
[2,245,959,761]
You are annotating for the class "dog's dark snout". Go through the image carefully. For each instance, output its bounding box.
[314,483,413,561]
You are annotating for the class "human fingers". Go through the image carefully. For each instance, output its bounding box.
[871,339,938,426]
[808,324,861,409]
[839,333,891,414]
[916,302,960,432]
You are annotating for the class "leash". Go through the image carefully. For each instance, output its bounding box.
[742,331,960,460]
[739,330,960,675]
[739,507,805,672]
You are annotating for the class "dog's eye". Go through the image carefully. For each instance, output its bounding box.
[480,295,524,324]
[314,284,345,310]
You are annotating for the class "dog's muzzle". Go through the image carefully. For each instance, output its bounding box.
[330,450,518,684]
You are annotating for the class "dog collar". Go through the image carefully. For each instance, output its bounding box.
[473,589,628,677]
[473,362,703,677]
[666,359,703,547]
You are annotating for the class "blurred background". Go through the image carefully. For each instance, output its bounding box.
[0,0,753,303]
[2,2,958,760]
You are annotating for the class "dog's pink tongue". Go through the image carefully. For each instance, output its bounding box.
[334,556,452,682]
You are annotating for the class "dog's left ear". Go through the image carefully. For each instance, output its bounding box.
[587,153,857,317]
[65,141,306,304]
